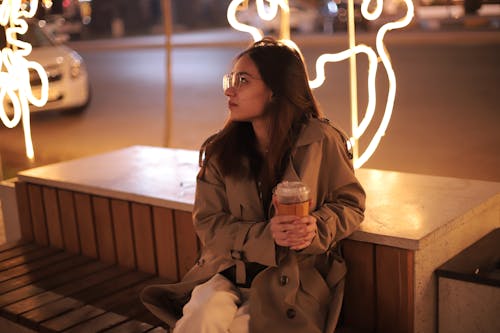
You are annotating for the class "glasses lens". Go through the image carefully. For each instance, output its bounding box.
[223,73,232,91]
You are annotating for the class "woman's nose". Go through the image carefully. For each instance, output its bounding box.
[224,87,236,97]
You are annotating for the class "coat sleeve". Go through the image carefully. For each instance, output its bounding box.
[193,158,278,268]
[302,126,366,255]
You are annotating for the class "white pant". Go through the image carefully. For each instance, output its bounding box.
[173,274,250,333]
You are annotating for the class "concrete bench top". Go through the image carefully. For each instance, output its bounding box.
[17,145,500,251]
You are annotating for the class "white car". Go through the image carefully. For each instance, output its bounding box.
[1,20,90,115]
[237,0,320,34]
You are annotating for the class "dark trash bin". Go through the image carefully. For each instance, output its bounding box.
[436,228,500,333]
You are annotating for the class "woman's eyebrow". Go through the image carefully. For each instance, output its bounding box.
[235,71,259,78]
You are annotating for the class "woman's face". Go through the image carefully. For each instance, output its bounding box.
[224,54,273,123]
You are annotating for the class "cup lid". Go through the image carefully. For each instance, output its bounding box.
[274,181,310,203]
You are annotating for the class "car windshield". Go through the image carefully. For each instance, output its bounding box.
[0,22,54,49]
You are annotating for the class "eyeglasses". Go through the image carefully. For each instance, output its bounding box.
[222,72,262,91]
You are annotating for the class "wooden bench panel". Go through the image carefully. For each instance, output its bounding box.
[174,210,199,278]
[132,203,156,275]
[15,182,34,241]
[14,181,198,282]
[376,245,414,333]
[92,196,117,264]
[341,240,416,333]
[42,187,64,249]
[153,207,179,281]
[57,190,81,254]
[342,239,376,331]
[74,193,98,259]
[111,199,137,270]
[28,184,49,247]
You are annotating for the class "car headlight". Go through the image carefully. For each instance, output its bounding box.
[69,54,85,79]
[70,58,82,78]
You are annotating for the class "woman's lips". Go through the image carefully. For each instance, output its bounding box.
[228,101,238,108]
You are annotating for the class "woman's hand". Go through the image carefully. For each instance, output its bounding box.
[270,214,317,251]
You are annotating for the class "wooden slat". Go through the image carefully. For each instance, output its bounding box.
[0,259,108,308]
[58,190,81,254]
[0,247,61,283]
[42,187,64,249]
[28,184,49,246]
[0,252,70,291]
[2,265,122,319]
[111,200,136,269]
[94,277,169,328]
[14,182,34,241]
[92,196,116,264]
[69,270,150,305]
[40,304,106,333]
[0,243,39,263]
[0,240,29,253]
[19,297,84,329]
[153,207,178,281]
[62,311,128,333]
[0,277,57,309]
[342,239,376,331]
[35,272,150,332]
[93,277,163,312]
[74,193,98,258]
[375,245,414,333]
[0,255,90,295]
[100,319,154,333]
[173,210,198,278]
[21,275,156,330]
[132,203,156,275]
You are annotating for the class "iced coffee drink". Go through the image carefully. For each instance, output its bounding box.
[274,181,311,217]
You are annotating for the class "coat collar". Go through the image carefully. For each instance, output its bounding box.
[295,118,326,148]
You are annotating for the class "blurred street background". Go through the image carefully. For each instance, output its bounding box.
[0,0,499,187]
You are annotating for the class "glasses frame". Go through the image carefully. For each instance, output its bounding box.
[222,72,262,91]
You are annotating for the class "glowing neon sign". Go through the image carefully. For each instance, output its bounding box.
[0,0,48,160]
[227,0,414,169]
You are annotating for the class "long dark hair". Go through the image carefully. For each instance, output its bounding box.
[201,37,323,186]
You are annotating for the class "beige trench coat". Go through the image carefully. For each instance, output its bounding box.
[141,118,366,333]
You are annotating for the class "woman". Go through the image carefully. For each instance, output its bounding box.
[141,37,366,333]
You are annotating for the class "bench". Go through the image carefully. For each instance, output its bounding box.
[0,241,167,332]
[1,146,498,333]
[0,179,201,332]
[3,180,376,333]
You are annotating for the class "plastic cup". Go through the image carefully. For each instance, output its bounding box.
[274,181,311,217]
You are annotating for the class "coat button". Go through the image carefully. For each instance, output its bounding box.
[286,308,296,319]
[279,275,289,286]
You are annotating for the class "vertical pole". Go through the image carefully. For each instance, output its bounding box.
[347,0,359,165]
[163,0,173,147]
[280,0,290,41]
